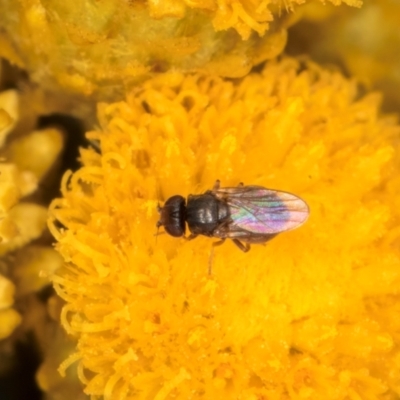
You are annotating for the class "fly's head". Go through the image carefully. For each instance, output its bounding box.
[157,195,186,237]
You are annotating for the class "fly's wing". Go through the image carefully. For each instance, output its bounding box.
[215,186,309,234]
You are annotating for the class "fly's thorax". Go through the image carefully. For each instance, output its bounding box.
[186,193,229,236]
[159,195,186,237]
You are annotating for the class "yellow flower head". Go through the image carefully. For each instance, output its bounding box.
[49,57,400,399]
[0,0,361,99]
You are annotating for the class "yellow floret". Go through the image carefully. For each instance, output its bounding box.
[49,57,400,399]
[0,307,21,339]
[0,274,21,339]
[0,89,18,146]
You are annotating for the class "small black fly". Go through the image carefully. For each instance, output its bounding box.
[157,180,309,252]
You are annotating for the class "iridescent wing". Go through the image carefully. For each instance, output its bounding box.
[214,185,309,234]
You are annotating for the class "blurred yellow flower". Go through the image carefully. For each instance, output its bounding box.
[0,64,66,349]
[0,89,62,255]
[0,274,21,340]
[49,57,400,399]
[287,0,400,112]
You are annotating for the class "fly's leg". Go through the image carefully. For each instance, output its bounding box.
[213,180,244,192]
[154,230,167,245]
[212,180,221,192]
[208,238,249,274]
[232,239,250,252]
[185,233,198,240]
[208,239,226,275]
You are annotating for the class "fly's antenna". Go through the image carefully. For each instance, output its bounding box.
[154,180,163,245]
[155,202,162,245]
[154,218,162,245]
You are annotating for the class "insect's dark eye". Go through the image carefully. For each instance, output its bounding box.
[161,195,186,237]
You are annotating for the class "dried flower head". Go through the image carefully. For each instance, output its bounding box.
[0,0,361,99]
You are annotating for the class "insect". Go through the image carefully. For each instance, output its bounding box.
[157,180,309,252]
